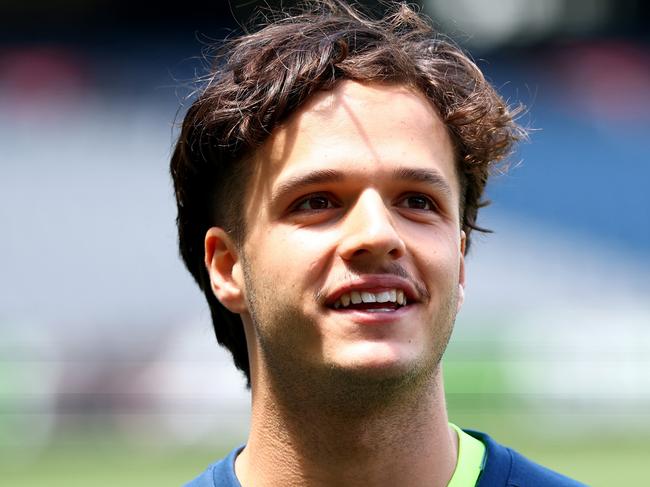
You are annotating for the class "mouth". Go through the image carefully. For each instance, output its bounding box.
[329,288,408,312]
[323,275,421,320]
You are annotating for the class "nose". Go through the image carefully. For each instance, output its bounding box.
[337,190,406,262]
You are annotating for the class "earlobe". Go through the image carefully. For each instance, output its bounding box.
[457,230,466,313]
[204,227,247,314]
[459,230,467,258]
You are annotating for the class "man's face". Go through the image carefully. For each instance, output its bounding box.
[235,81,465,386]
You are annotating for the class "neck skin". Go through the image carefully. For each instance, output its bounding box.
[234,343,458,487]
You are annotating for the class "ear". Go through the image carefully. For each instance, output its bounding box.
[456,230,466,313]
[204,227,247,314]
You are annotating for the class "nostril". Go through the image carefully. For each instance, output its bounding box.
[389,247,403,258]
[345,245,404,261]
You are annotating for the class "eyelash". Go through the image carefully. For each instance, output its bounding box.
[292,193,339,212]
[397,193,438,212]
[291,192,438,214]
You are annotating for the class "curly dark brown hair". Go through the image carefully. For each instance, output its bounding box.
[170,0,525,383]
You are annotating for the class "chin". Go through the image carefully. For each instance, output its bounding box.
[331,341,429,379]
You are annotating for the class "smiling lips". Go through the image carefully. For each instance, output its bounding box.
[332,288,407,310]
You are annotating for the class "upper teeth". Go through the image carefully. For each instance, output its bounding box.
[333,289,406,309]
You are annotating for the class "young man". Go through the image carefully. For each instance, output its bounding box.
[171,2,585,486]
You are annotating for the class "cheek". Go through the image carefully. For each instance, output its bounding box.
[297,233,339,308]
[250,228,337,288]
[411,233,461,284]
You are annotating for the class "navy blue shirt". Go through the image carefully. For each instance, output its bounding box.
[184,430,587,486]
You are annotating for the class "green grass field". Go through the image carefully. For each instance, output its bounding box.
[2,418,648,487]
[3,337,647,486]
[449,412,650,486]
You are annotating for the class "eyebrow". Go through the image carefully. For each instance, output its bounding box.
[271,166,453,206]
[271,169,345,205]
[391,167,453,197]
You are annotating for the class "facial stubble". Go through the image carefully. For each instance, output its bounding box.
[241,252,460,418]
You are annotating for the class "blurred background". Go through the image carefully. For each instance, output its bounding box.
[1,0,649,485]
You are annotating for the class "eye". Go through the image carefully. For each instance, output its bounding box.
[397,194,437,211]
[293,194,337,211]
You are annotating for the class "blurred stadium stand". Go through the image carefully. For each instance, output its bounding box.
[1,0,649,470]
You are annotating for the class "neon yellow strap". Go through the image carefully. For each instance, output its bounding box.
[447,423,486,487]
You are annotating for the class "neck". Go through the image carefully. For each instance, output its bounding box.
[236,365,458,487]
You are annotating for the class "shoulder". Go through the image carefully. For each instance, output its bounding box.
[466,430,589,487]
[182,446,244,487]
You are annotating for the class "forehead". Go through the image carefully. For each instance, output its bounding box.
[246,80,459,207]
